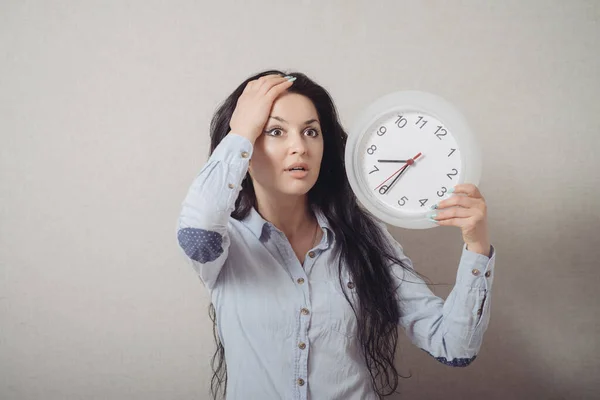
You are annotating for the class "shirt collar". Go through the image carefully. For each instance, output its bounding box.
[242,205,335,248]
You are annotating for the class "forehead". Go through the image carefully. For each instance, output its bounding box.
[270,93,319,123]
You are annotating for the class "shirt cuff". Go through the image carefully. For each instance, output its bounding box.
[455,244,496,289]
[210,133,254,164]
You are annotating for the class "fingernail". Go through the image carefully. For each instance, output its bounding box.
[428,212,437,219]
[430,203,439,210]
[428,218,439,224]
[284,75,296,82]
[448,187,455,194]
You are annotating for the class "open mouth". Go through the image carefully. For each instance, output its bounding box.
[285,161,310,177]
[285,166,309,178]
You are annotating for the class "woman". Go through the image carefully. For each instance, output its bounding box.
[176,70,495,400]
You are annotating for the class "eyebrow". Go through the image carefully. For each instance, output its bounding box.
[269,116,320,125]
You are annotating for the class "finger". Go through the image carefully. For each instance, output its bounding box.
[255,73,283,84]
[244,80,257,92]
[265,76,294,97]
[431,207,474,221]
[452,183,484,199]
[246,74,277,93]
[244,76,280,94]
[433,217,469,228]
[257,74,289,93]
[434,195,480,210]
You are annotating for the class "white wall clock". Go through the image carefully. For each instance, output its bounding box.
[344,90,482,229]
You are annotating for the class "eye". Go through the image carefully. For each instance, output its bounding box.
[305,128,319,137]
[265,128,283,136]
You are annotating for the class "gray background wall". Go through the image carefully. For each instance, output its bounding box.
[1,1,598,399]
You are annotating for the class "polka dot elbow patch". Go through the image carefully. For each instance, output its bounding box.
[422,349,477,367]
[178,228,224,263]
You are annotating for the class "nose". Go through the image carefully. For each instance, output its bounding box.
[288,131,308,155]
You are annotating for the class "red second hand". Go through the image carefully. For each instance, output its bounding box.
[374,152,422,190]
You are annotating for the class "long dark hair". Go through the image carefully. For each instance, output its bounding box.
[207,69,423,399]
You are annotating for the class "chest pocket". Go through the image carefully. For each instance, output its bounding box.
[327,270,359,338]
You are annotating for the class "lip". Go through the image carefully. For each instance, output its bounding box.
[286,169,309,179]
[284,162,309,172]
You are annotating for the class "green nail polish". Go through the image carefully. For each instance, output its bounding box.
[430,203,438,210]
[428,212,437,219]
[448,187,455,193]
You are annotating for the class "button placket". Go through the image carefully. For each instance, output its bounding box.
[330,266,363,338]
[297,306,310,396]
[304,248,321,275]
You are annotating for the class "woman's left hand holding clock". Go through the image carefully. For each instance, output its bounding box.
[429,184,491,257]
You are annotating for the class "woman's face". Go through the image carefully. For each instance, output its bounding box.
[248,92,324,199]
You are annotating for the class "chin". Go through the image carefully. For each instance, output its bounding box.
[280,187,313,196]
[278,180,317,196]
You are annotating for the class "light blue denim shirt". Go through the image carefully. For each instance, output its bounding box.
[176,133,496,400]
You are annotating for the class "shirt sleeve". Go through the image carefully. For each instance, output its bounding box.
[380,222,496,367]
[175,133,253,290]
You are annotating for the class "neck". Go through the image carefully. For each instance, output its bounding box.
[254,190,315,241]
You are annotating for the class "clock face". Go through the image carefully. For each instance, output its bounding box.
[345,90,481,229]
[357,110,462,216]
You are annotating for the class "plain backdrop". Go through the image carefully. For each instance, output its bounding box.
[1,1,599,399]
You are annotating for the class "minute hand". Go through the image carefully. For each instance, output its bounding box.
[381,152,422,195]
[382,165,408,194]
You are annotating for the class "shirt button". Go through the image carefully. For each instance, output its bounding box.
[228,183,234,189]
[308,251,316,258]
[485,270,492,278]
[471,268,480,276]
[241,151,249,158]
[347,281,355,289]
[300,308,310,315]
[297,378,305,386]
[297,278,305,284]
[298,342,306,350]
